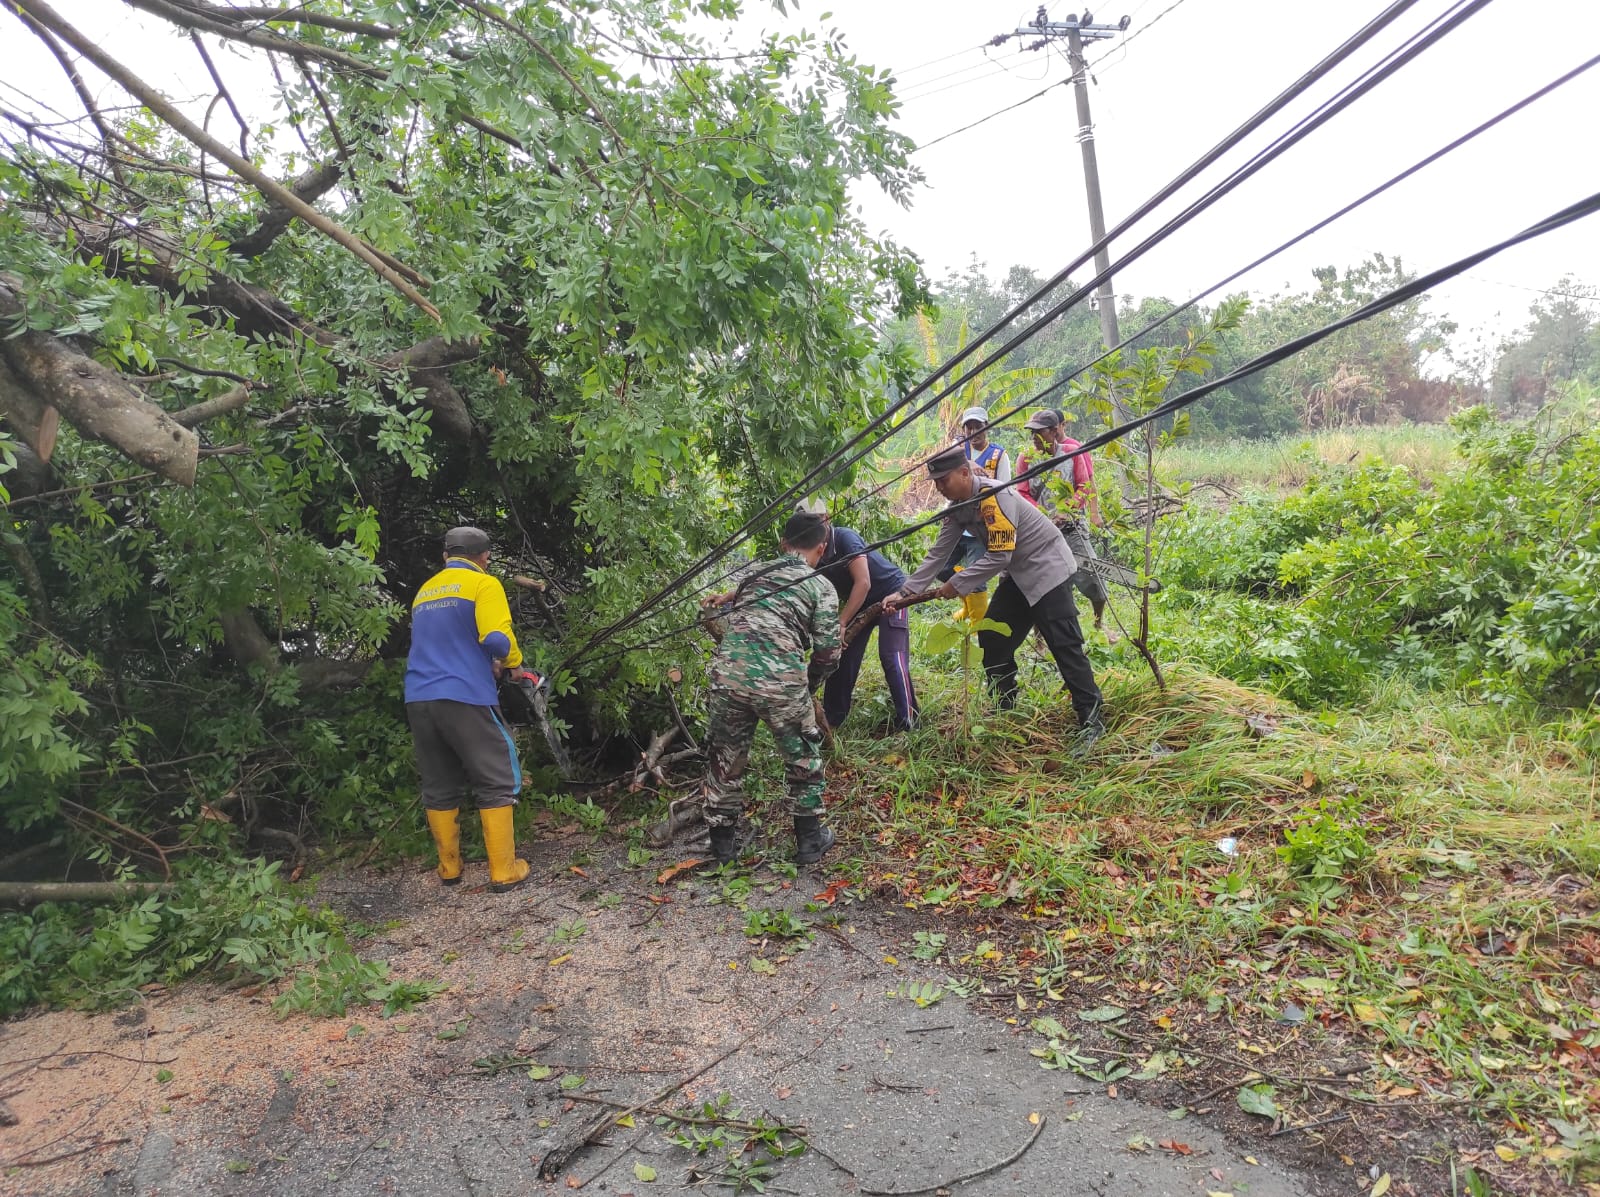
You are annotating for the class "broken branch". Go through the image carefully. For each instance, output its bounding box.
[12,0,439,320]
[858,1115,1046,1196]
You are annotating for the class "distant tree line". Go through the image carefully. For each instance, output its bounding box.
[898,257,1598,440]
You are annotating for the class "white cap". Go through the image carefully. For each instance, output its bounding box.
[959,406,989,427]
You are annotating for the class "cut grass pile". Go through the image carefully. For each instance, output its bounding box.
[821,660,1600,1185]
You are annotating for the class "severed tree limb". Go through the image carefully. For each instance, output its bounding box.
[0,444,52,500]
[379,335,479,443]
[122,0,381,77]
[0,882,170,907]
[219,607,374,691]
[170,384,252,427]
[13,0,438,319]
[0,532,51,625]
[0,280,199,486]
[162,1,399,40]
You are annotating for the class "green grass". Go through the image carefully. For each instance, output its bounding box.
[816,644,1598,1176]
[1167,423,1461,492]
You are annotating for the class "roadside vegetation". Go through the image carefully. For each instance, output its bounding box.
[3,3,1598,1181]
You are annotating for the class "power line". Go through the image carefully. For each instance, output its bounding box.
[912,77,1071,152]
[778,0,1494,535]
[555,0,1426,672]
[1086,0,1195,73]
[845,48,1600,515]
[573,185,1600,671]
[896,46,1035,101]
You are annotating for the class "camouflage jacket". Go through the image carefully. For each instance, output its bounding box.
[708,553,841,695]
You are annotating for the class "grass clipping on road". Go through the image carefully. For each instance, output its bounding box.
[827,663,1600,1172]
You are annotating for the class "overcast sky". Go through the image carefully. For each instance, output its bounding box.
[6,0,1598,363]
[747,0,1600,362]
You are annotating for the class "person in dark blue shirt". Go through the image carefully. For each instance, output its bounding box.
[798,501,919,733]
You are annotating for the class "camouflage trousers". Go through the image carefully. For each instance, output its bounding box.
[702,685,826,829]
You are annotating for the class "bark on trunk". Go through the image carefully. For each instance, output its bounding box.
[0,281,199,486]
[225,157,343,259]
[219,607,375,691]
[0,881,172,906]
[0,353,59,461]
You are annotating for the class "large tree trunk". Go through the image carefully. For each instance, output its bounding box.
[0,280,199,486]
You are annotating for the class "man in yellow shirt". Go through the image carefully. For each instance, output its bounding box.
[404,526,543,893]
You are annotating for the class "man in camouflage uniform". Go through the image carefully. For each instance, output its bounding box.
[697,510,842,865]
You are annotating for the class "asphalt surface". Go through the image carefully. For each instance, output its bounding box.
[2,829,1318,1197]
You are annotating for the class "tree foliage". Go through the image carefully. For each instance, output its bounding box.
[0,0,927,859]
[1159,403,1600,711]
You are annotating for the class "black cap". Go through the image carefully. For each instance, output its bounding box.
[781,510,826,548]
[927,445,969,479]
[1023,409,1062,432]
[443,526,491,555]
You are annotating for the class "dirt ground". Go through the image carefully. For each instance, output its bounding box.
[1,825,1425,1197]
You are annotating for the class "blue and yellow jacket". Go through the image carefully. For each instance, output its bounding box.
[403,559,523,706]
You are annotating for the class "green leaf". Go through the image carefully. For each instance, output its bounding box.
[968,618,1012,636]
[559,1073,585,1090]
[1238,1085,1279,1118]
[1077,1006,1126,1023]
[526,1064,553,1080]
[922,622,966,656]
[633,1161,657,1182]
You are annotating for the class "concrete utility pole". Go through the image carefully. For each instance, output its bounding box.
[998,8,1130,350]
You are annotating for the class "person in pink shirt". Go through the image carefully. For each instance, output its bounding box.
[1016,409,1115,641]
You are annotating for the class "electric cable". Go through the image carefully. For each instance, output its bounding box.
[844,46,1600,515]
[554,0,1425,672]
[669,0,1494,557]
[570,184,1600,671]
[559,0,1440,672]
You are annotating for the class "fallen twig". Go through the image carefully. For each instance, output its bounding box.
[1270,1111,1353,1137]
[858,1114,1047,1196]
[565,1093,806,1136]
[0,1048,178,1068]
[2,1137,132,1167]
[573,1127,647,1190]
[902,1024,955,1035]
[537,986,814,1180]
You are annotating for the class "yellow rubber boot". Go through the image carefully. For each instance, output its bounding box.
[479,806,530,893]
[425,808,462,887]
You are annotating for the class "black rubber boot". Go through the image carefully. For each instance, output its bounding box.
[1073,709,1107,757]
[793,814,836,865]
[709,823,741,865]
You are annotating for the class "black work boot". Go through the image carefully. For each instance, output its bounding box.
[793,814,836,865]
[709,823,742,865]
[1073,707,1107,756]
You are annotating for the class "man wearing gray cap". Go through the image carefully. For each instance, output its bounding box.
[405,526,542,893]
[884,449,1104,746]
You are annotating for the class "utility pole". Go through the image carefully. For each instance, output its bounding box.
[996,8,1130,351]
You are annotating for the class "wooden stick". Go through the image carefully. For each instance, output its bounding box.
[842,589,942,648]
[0,881,171,907]
[858,1115,1047,1196]
[537,988,813,1180]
